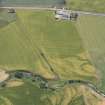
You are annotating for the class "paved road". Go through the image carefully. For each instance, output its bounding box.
[0,6,105,17]
[73,10,105,17]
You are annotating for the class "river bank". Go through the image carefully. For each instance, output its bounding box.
[0,69,105,98]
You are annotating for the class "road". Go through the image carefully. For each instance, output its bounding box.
[0,6,105,17]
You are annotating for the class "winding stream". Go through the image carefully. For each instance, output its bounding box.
[0,70,105,98]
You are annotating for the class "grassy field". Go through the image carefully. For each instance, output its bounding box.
[76,15,105,92]
[0,10,98,81]
[0,82,101,105]
[66,0,105,13]
[0,10,101,105]
[0,82,51,105]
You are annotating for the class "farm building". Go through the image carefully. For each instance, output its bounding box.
[8,8,16,13]
[55,10,78,20]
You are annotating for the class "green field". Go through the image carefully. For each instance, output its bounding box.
[0,82,50,105]
[66,0,105,13]
[76,15,105,92]
[0,10,103,105]
[0,10,82,67]
[0,82,100,105]
[0,10,98,80]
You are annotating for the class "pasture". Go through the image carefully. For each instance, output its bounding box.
[0,10,101,105]
[66,0,105,13]
[0,82,50,105]
[0,10,82,67]
[76,15,105,92]
[0,10,97,81]
[0,81,100,105]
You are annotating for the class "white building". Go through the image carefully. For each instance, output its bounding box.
[55,10,70,20]
[55,10,78,20]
